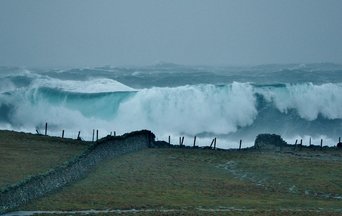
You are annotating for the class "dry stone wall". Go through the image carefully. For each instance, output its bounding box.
[0,130,155,214]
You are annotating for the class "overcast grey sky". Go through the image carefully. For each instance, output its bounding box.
[0,0,342,67]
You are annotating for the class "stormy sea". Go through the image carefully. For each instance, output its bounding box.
[1,63,342,148]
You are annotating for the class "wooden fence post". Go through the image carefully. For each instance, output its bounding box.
[309,138,312,146]
[320,139,323,148]
[96,130,99,141]
[239,139,242,150]
[45,122,47,136]
[92,129,95,142]
[193,136,197,147]
[77,131,81,140]
[168,136,171,144]
[62,130,64,139]
[214,138,217,150]
[181,137,184,145]
[210,138,216,148]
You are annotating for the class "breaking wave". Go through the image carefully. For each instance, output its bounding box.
[1,65,342,147]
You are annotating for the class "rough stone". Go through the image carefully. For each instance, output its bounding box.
[254,134,287,150]
[0,130,155,214]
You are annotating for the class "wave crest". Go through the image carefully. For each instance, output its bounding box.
[258,83,342,120]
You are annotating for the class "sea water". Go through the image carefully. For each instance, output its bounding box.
[1,63,342,148]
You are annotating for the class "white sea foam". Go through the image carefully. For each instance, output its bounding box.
[1,74,342,146]
[113,82,257,135]
[31,77,135,93]
[258,83,342,120]
[0,79,16,93]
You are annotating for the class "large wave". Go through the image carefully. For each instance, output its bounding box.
[1,72,342,147]
[257,83,342,120]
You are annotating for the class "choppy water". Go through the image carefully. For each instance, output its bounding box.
[1,63,342,147]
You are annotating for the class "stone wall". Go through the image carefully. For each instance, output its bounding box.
[0,130,155,214]
[254,134,289,151]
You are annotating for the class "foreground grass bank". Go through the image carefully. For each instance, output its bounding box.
[21,148,342,215]
[0,130,89,189]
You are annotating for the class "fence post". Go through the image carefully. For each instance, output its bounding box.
[239,139,242,150]
[62,130,64,139]
[179,137,181,146]
[309,138,312,146]
[181,137,184,145]
[193,136,197,147]
[45,122,48,136]
[96,130,99,141]
[210,138,215,148]
[214,138,217,150]
[77,131,81,140]
[168,136,171,144]
[320,139,323,148]
[92,129,95,142]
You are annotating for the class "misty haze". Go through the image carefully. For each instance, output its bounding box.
[1,1,342,216]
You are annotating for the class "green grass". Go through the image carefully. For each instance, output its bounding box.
[22,148,342,215]
[0,130,89,189]
[233,151,342,196]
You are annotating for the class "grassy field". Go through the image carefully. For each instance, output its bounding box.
[21,148,342,215]
[0,130,89,189]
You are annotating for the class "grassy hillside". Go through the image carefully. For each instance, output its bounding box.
[22,148,342,215]
[0,130,89,189]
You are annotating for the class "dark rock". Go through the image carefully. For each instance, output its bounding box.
[254,134,287,150]
[153,140,172,148]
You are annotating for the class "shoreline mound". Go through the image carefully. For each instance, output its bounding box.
[254,134,288,151]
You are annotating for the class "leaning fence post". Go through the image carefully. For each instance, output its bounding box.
[214,138,217,150]
[193,136,197,147]
[210,138,215,148]
[239,139,242,150]
[45,122,48,136]
[62,130,64,138]
[181,136,184,145]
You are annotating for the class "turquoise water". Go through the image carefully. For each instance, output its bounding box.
[0,63,341,147]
